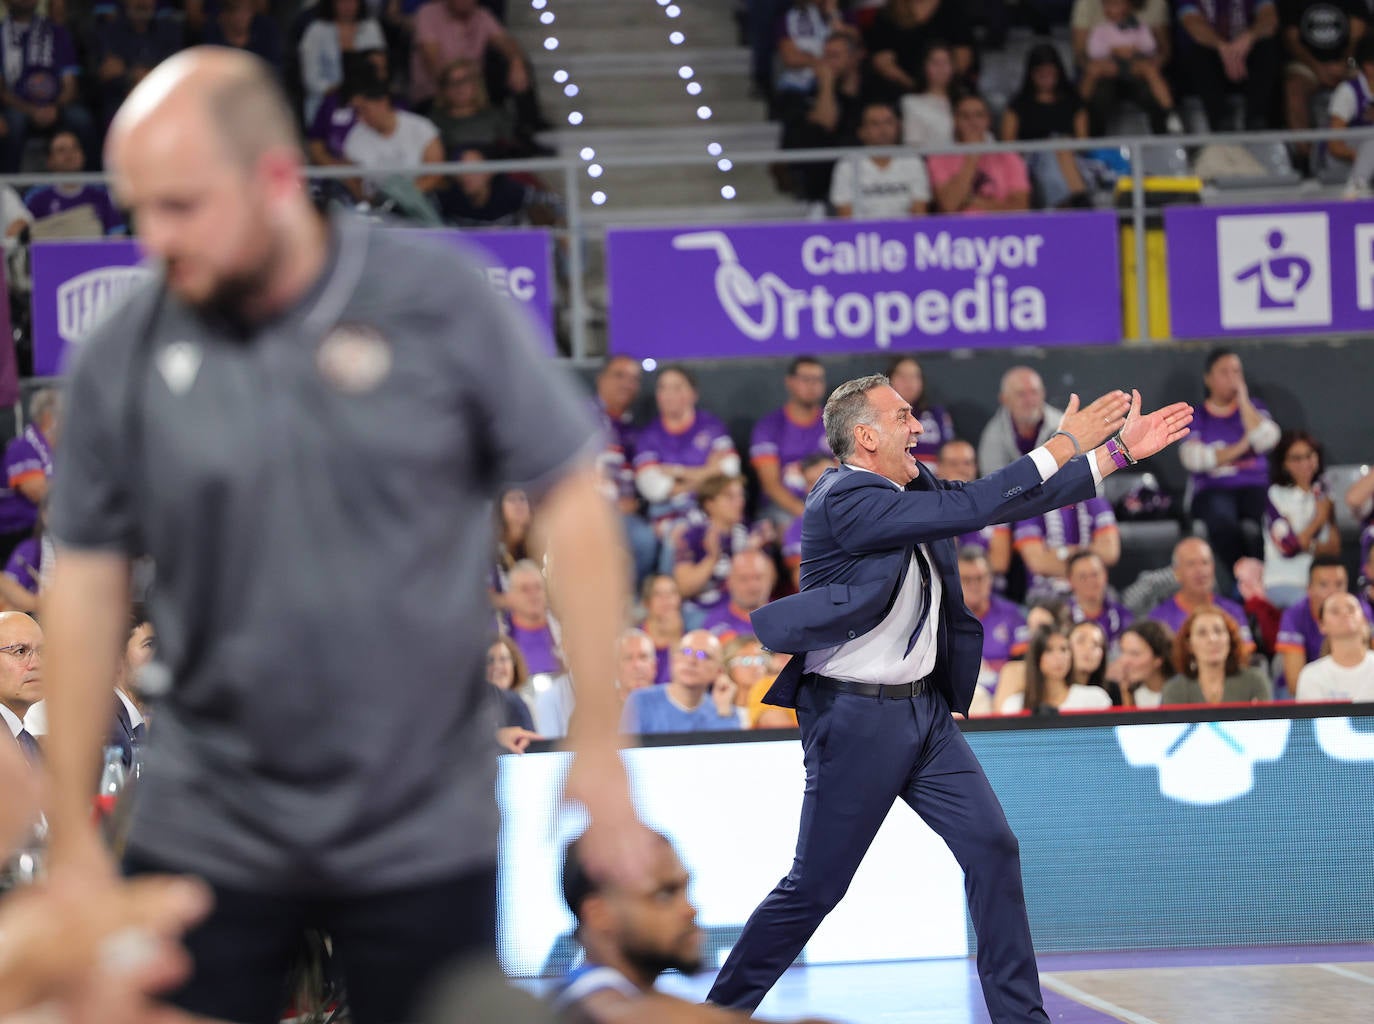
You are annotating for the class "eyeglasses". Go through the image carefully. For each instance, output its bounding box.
[676,647,715,661]
[728,654,770,669]
[1284,451,1318,462]
[0,643,42,663]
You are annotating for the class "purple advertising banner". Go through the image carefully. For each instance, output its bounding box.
[31,228,555,376]
[1166,201,1374,339]
[605,212,1122,359]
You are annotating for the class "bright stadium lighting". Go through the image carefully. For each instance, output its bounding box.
[553,69,568,83]
[696,105,712,119]
[591,191,607,205]
[539,10,554,24]
[543,36,558,50]
[564,83,579,97]
[532,0,546,7]
[642,357,658,371]
[669,31,684,44]
[707,142,722,155]
[717,158,733,171]
[588,163,603,178]
[721,185,736,199]
[686,81,702,95]
[567,111,583,125]
[579,146,595,160]
[678,65,694,79]
[666,5,681,16]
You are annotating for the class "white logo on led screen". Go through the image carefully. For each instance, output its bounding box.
[1115,720,1291,805]
[56,265,154,345]
[1216,213,1330,329]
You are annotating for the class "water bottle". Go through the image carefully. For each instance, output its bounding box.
[95,745,127,818]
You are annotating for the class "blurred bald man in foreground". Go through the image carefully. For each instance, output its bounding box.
[43,47,648,1024]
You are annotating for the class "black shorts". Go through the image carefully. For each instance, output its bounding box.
[125,853,497,1024]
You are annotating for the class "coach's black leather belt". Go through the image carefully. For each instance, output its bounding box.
[805,673,929,700]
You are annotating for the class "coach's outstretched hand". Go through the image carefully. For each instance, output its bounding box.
[1118,389,1194,461]
[1056,390,1131,452]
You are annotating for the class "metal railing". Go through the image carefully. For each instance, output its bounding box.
[5,123,1371,362]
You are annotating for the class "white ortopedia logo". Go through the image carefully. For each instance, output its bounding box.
[56,265,154,345]
[1216,213,1331,329]
[1115,720,1291,806]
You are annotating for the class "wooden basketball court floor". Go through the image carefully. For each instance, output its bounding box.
[643,944,1374,1023]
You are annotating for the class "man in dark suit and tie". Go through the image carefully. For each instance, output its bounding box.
[706,375,1193,1022]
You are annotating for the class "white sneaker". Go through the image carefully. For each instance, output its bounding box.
[1165,112,1185,135]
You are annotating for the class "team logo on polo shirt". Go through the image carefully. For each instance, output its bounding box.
[317,323,392,393]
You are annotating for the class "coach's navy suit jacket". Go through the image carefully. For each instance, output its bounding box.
[752,454,1097,716]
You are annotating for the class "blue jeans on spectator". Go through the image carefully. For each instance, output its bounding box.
[1025,149,1089,208]
[623,512,659,589]
[1192,485,1267,591]
[2,103,97,172]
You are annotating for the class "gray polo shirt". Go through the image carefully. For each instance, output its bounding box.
[49,214,597,894]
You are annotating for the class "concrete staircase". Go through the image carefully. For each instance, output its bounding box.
[506,0,807,227]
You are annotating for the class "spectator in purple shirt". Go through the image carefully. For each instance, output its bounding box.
[959,548,1028,714]
[782,453,837,591]
[749,356,830,525]
[702,549,777,643]
[1275,556,1372,696]
[502,559,563,677]
[304,49,396,205]
[634,365,740,534]
[1066,550,1133,648]
[593,354,656,585]
[1176,0,1281,132]
[1178,348,1281,584]
[886,355,955,468]
[24,131,125,234]
[89,0,183,125]
[937,439,1012,580]
[639,574,683,685]
[1014,494,1120,601]
[0,0,93,173]
[1148,536,1257,655]
[0,389,57,563]
[204,0,283,70]
[673,474,770,626]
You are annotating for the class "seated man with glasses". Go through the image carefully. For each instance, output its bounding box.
[619,630,741,736]
[0,612,44,765]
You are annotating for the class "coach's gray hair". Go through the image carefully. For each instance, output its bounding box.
[823,374,891,461]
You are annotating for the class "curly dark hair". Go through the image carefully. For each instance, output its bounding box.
[1173,606,1243,678]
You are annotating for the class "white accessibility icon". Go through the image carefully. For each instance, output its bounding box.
[1115,720,1292,806]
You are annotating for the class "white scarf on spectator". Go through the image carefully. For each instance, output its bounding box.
[2,16,54,90]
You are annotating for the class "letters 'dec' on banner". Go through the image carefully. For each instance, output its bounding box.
[30,228,556,376]
[604,212,1123,359]
[1165,201,1374,339]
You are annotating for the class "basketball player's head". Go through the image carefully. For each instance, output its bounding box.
[562,830,704,980]
[105,47,315,314]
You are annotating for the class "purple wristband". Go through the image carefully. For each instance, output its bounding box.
[1105,437,1131,470]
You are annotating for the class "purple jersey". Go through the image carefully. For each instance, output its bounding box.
[0,426,51,534]
[593,397,637,504]
[748,406,829,506]
[1148,593,1255,647]
[702,602,755,641]
[1276,595,1374,664]
[912,405,955,466]
[1362,518,1373,572]
[3,536,39,593]
[1189,398,1273,494]
[957,523,1009,556]
[1014,497,1117,595]
[24,185,124,235]
[674,517,748,613]
[308,92,359,158]
[654,644,672,684]
[976,595,1028,670]
[506,617,561,675]
[0,16,79,106]
[1069,596,1134,646]
[634,410,736,521]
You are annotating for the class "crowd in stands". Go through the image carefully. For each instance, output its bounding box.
[472,347,1374,741]
[0,0,557,254]
[767,0,1374,209]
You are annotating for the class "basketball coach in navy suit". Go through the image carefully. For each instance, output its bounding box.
[706,375,1193,1022]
